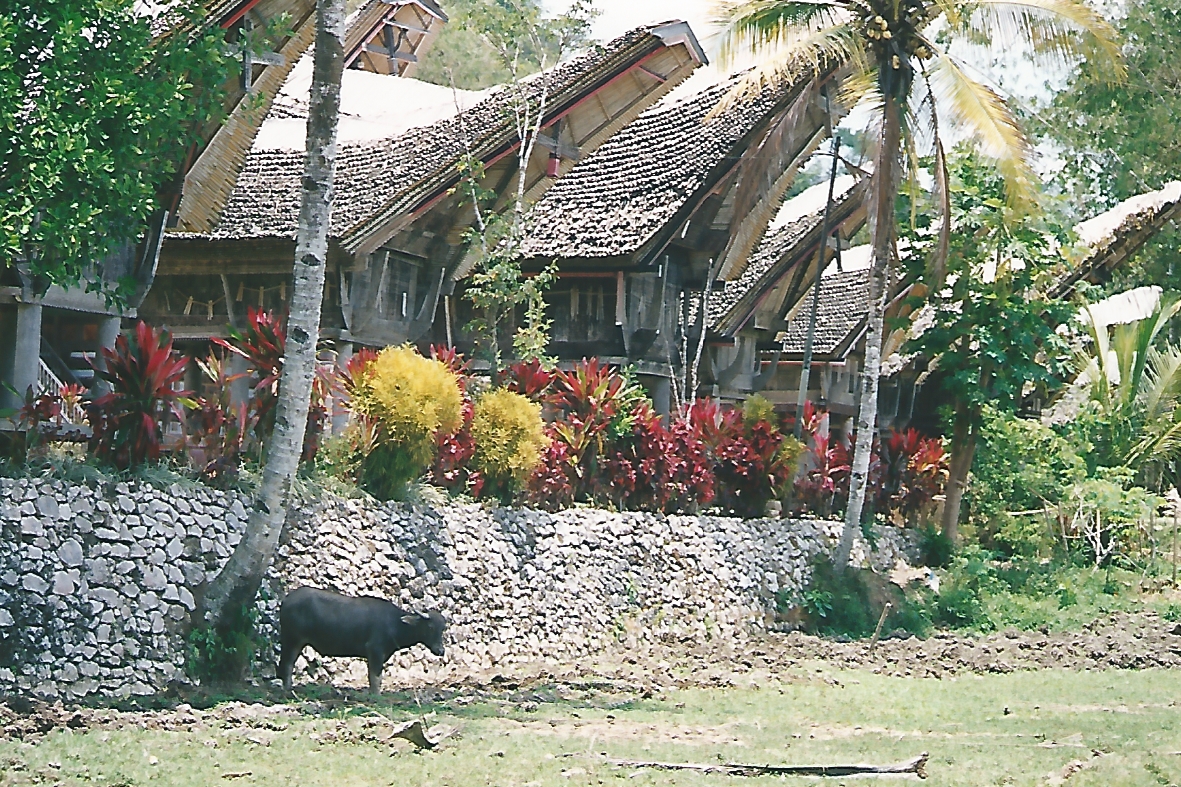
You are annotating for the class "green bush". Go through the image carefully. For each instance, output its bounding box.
[965,408,1088,556]
[350,346,462,500]
[918,525,954,568]
[470,388,547,500]
[186,603,261,685]
[794,561,927,638]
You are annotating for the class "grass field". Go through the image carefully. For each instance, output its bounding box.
[3,666,1180,786]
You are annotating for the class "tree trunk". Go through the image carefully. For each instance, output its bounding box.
[940,401,978,543]
[835,92,901,570]
[201,0,345,629]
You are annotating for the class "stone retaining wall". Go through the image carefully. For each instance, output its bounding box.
[0,475,916,699]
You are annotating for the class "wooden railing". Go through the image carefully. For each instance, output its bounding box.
[36,359,87,425]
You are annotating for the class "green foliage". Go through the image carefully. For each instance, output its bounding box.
[186,603,261,685]
[918,525,954,568]
[901,146,1076,420]
[349,346,462,500]
[1037,1,1181,296]
[903,548,1152,634]
[741,394,778,428]
[470,388,547,500]
[966,407,1088,554]
[416,0,597,90]
[793,562,924,639]
[1,0,234,293]
[1043,0,1181,206]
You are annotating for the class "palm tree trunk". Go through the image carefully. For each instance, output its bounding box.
[940,402,977,543]
[201,0,345,629]
[835,92,901,570]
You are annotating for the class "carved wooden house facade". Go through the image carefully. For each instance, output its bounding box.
[149,23,708,375]
[509,62,850,409]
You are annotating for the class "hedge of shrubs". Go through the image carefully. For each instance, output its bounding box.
[14,315,949,522]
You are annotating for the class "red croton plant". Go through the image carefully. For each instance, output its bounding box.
[213,307,284,444]
[89,321,192,470]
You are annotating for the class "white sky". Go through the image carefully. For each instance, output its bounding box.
[587,1,1056,115]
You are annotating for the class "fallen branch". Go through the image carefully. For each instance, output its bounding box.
[607,752,928,779]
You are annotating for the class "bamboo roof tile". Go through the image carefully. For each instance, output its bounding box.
[517,75,798,261]
[192,23,694,250]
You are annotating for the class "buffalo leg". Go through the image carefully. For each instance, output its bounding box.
[366,657,384,695]
[278,640,303,691]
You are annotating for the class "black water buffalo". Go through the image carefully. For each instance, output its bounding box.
[278,586,446,694]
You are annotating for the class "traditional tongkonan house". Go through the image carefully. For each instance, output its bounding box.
[702,178,869,404]
[148,23,708,379]
[507,59,851,411]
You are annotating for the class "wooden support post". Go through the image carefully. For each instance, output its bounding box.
[1173,504,1177,587]
[332,341,353,435]
[94,316,121,395]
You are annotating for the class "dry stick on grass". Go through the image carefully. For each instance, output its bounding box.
[868,601,893,653]
[607,752,929,779]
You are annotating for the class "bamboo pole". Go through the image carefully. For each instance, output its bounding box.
[869,602,893,653]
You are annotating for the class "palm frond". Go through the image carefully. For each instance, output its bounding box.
[836,66,880,113]
[927,52,1038,212]
[1129,415,1181,468]
[710,20,865,115]
[969,0,1125,82]
[1140,345,1181,423]
[712,0,847,66]
[914,62,951,288]
[1079,302,1113,408]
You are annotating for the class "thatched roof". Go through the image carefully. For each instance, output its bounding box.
[517,63,842,268]
[1051,181,1181,298]
[175,23,704,251]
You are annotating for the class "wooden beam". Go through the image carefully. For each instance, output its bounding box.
[637,65,668,82]
[388,18,430,34]
[219,0,263,29]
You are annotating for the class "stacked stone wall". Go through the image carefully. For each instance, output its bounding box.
[0,475,915,698]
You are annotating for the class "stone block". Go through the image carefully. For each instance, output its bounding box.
[21,574,49,594]
[142,566,167,591]
[58,539,84,567]
[51,571,75,595]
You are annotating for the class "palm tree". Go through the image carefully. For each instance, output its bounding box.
[201,0,347,630]
[1079,294,1181,491]
[713,0,1122,567]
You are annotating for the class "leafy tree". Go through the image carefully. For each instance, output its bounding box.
[965,407,1088,555]
[901,147,1076,541]
[1039,0,1181,296]
[201,0,346,631]
[451,0,595,370]
[416,0,597,90]
[1,0,232,293]
[712,0,1122,566]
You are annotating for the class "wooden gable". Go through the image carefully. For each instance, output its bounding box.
[346,0,447,78]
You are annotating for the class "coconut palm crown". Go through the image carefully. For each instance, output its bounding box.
[712,0,1124,565]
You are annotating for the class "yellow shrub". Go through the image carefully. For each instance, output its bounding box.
[742,393,778,428]
[350,345,462,498]
[470,388,547,498]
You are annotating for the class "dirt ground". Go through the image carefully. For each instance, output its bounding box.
[2,611,1178,745]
